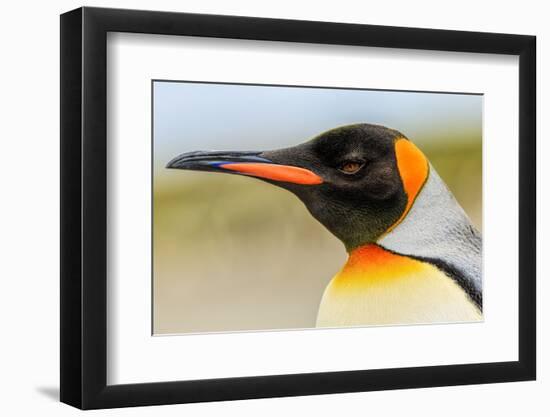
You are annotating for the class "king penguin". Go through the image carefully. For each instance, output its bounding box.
[167,123,482,327]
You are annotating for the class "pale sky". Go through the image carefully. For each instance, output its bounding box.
[154,81,482,173]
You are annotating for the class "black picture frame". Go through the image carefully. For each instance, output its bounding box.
[60,6,536,410]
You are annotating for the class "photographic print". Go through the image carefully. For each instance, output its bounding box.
[153,81,482,335]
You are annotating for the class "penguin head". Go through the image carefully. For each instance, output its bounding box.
[167,123,428,251]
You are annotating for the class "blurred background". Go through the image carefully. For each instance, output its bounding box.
[153,81,482,335]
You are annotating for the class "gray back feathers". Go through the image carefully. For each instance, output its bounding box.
[378,166,482,308]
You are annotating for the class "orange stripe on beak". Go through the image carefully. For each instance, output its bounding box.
[221,163,323,185]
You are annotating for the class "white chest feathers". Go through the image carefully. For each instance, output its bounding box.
[316,245,482,328]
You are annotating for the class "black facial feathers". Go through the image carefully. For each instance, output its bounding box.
[261,124,408,250]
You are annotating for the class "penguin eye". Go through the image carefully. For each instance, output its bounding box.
[339,160,365,175]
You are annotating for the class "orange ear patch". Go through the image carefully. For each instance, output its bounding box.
[386,138,429,233]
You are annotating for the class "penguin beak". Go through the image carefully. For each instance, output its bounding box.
[167,150,323,185]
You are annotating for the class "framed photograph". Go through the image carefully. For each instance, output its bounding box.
[60,6,536,409]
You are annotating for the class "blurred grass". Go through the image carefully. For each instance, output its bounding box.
[153,136,482,334]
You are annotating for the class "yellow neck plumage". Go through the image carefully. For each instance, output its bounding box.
[316,244,481,327]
